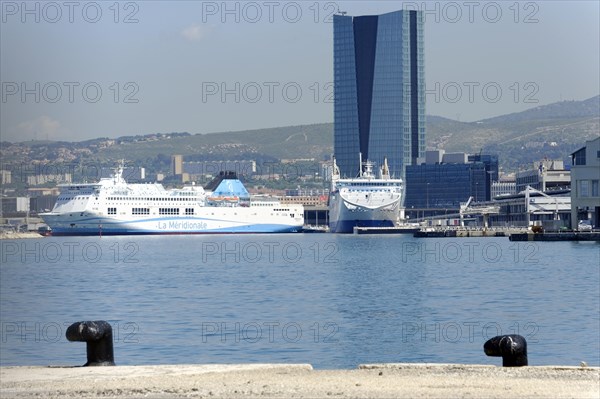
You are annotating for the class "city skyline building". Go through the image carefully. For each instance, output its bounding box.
[404,150,498,212]
[333,10,425,180]
[515,159,571,193]
[570,137,600,229]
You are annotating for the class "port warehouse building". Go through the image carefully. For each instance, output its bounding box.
[402,150,576,228]
[467,189,572,228]
[406,188,572,229]
[404,151,498,213]
[570,137,600,228]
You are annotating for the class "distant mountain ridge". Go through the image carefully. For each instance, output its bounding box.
[479,95,599,124]
[425,95,599,170]
[1,96,598,174]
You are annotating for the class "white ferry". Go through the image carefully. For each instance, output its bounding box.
[328,156,403,233]
[39,164,304,235]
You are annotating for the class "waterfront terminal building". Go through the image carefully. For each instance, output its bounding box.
[515,159,570,193]
[404,150,498,216]
[570,137,600,229]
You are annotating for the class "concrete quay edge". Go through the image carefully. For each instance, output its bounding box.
[1,363,599,399]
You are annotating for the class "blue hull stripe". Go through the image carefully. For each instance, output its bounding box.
[50,224,300,236]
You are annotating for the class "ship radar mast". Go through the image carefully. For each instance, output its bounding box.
[362,160,375,179]
[358,152,363,177]
[112,160,127,184]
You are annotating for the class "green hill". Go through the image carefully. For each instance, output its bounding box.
[91,124,333,164]
[2,96,598,177]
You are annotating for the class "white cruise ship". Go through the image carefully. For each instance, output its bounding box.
[328,156,403,233]
[40,164,304,235]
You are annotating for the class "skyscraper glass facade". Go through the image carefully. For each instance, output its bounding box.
[333,10,425,180]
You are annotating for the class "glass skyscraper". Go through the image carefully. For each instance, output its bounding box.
[333,10,425,180]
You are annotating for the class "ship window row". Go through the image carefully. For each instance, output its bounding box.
[107,207,117,215]
[159,208,180,215]
[343,183,398,187]
[106,197,199,201]
[67,186,92,190]
[119,207,198,215]
[252,202,276,206]
[345,189,394,192]
[132,208,150,215]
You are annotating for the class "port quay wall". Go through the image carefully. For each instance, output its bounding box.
[1,363,599,398]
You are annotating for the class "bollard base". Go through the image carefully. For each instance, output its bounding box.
[84,361,116,367]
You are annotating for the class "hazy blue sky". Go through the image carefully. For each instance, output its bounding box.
[1,1,599,142]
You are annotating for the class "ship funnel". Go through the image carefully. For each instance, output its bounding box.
[332,156,340,179]
[382,157,390,179]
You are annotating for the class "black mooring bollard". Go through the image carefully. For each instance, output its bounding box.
[66,320,115,366]
[484,334,528,367]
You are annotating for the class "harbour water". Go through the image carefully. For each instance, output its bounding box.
[1,235,598,368]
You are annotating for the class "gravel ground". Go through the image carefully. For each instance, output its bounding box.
[1,363,598,398]
[0,232,42,239]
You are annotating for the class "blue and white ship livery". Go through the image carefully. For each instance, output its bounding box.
[328,156,403,233]
[40,164,303,235]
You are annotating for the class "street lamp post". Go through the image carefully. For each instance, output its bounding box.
[426,182,430,219]
[487,170,495,201]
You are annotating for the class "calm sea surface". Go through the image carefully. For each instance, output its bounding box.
[1,235,598,368]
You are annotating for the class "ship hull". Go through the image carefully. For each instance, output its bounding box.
[41,213,302,236]
[328,195,399,234]
[328,158,403,233]
[39,168,304,236]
